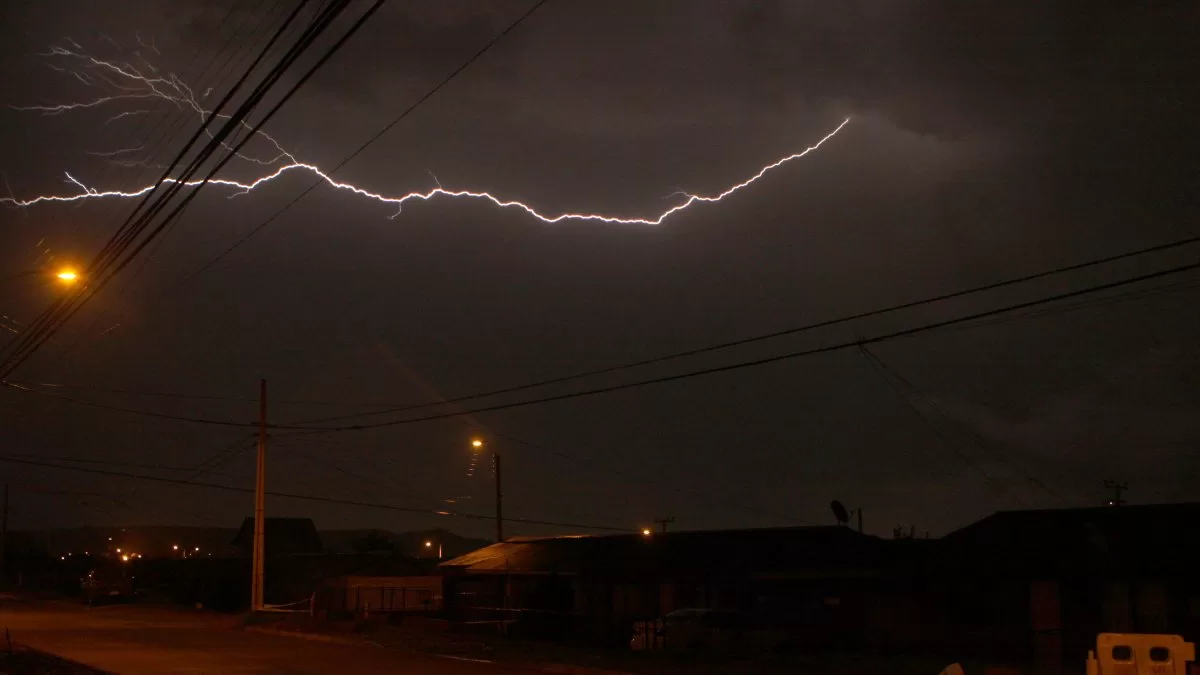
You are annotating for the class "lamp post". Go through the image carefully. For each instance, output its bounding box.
[472,438,502,542]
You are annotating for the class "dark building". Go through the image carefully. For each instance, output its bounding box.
[440,503,1200,667]
[440,526,919,647]
[932,502,1200,669]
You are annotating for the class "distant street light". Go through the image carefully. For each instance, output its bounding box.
[471,439,484,449]
[425,538,442,559]
[641,528,652,537]
[172,545,179,551]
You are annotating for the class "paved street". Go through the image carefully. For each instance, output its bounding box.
[0,596,538,675]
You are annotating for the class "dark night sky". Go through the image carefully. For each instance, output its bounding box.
[0,1,1196,539]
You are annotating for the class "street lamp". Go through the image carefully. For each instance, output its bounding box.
[425,538,443,559]
[55,269,79,284]
[641,528,652,537]
[470,438,503,542]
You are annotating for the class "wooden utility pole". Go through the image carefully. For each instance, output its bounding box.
[494,453,503,542]
[1,484,8,581]
[252,379,267,611]
[654,517,674,534]
[856,508,863,534]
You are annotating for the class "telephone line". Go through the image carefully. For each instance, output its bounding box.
[285,259,1200,433]
[0,455,631,533]
[3,259,1198,431]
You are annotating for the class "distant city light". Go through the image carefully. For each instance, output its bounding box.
[116,548,121,553]
[172,545,179,551]
[120,555,129,562]
[641,528,652,537]
[424,540,433,548]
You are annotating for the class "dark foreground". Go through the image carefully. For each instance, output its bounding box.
[0,595,538,675]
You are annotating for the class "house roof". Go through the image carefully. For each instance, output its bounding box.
[942,502,1200,572]
[441,526,893,577]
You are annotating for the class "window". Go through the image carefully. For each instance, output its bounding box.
[1111,645,1133,661]
[1149,646,1170,662]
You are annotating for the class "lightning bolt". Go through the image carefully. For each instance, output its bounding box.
[5,42,851,226]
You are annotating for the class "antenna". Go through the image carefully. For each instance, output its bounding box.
[830,500,849,526]
[653,517,674,534]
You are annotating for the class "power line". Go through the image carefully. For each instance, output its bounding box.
[22,238,1200,424]
[858,345,1063,504]
[0,0,321,377]
[4,259,1199,431]
[161,0,552,296]
[298,235,1200,426]
[0,454,631,533]
[0,0,381,378]
[285,259,1200,433]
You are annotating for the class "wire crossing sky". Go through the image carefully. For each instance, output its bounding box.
[5,43,850,225]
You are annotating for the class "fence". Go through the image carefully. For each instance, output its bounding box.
[315,585,440,617]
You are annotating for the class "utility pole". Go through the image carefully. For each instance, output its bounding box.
[251,379,267,612]
[654,517,674,534]
[1,484,8,582]
[1104,480,1128,507]
[494,453,503,543]
[856,508,863,534]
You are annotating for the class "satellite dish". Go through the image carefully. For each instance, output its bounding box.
[830,500,849,526]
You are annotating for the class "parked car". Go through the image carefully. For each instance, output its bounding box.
[81,566,134,605]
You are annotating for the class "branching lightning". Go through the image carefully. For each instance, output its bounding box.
[5,42,850,226]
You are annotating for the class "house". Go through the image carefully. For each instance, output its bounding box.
[933,502,1200,669]
[439,526,918,646]
[439,502,1200,665]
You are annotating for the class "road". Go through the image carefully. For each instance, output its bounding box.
[0,596,539,675]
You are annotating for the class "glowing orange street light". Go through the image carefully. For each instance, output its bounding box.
[471,439,484,449]
[641,528,652,537]
[55,269,79,284]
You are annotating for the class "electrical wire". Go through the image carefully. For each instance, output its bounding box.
[0,454,632,533]
[0,0,319,377]
[284,259,1200,433]
[161,0,551,297]
[858,345,1063,504]
[296,235,1200,426]
[4,259,1198,431]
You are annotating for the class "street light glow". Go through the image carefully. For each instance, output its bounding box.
[55,269,79,283]
[471,439,484,449]
[642,528,652,537]
[172,545,178,551]
[424,540,433,548]
[120,554,129,562]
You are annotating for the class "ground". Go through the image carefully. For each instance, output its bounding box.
[0,595,542,675]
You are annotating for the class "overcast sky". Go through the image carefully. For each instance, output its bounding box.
[0,0,1195,539]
